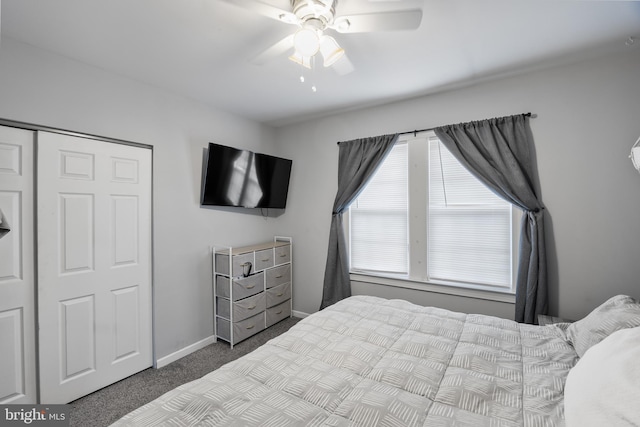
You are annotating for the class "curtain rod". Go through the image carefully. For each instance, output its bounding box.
[399,112,534,137]
[336,113,535,144]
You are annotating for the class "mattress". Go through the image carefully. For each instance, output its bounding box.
[112,295,579,426]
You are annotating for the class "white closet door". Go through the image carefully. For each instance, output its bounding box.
[37,131,152,404]
[0,125,36,404]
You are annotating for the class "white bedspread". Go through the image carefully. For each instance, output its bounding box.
[113,295,578,426]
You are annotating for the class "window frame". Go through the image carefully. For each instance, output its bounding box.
[346,131,520,303]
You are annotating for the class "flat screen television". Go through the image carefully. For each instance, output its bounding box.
[201,143,292,209]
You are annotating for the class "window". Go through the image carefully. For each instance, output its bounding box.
[348,131,519,295]
[350,143,408,275]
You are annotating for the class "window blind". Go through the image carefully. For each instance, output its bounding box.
[428,138,512,288]
[349,135,515,292]
[350,143,408,274]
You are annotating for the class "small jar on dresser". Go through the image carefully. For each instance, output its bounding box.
[212,237,292,347]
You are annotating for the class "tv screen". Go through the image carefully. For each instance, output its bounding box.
[201,143,292,209]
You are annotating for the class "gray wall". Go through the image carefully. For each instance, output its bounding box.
[277,48,640,321]
[0,38,287,360]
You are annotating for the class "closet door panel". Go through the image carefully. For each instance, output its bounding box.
[0,191,21,281]
[0,126,36,404]
[38,131,152,404]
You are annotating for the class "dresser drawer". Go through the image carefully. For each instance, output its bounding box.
[274,244,291,265]
[254,248,274,271]
[217,292,265,322]
[265,264,291,289]
[216,272,264,301]
[217,312,265,345]
[215,252,253,277]
[266,282,291,308]
[266,300,291,327]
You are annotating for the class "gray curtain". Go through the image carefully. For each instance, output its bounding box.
[434,114,547,324]
[320,134,399,310]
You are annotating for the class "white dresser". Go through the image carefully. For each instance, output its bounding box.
[213,237,292,347]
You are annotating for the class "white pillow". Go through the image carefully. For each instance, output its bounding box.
[564,326,640,426]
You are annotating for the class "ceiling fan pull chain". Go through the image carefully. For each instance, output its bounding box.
[311,55,318,92]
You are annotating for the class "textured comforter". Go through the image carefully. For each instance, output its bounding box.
[113,295,578,426]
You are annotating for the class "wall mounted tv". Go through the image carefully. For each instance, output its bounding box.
[201,142,293,209]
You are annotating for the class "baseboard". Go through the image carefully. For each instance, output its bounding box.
[292,310,310,319]
[156,313,308,368]
[155,335,216,369]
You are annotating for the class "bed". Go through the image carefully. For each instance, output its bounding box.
[112,294,640,426]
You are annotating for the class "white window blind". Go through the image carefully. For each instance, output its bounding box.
[349,132,517,294]
[428,137,512,288]
[349,142,408,274]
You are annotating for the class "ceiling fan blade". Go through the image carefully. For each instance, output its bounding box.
[250,34,295,65]
[332,9,423,33]
[331,53,355,75]
[220,0,297,23]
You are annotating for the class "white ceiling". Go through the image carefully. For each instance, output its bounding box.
[2,0,640,127]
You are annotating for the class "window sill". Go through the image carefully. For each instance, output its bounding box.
[349,273,516,304]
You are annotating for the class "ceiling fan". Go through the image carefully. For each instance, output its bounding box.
[225,0,423,75]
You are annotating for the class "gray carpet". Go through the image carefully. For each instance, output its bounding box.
[69,317,301,427]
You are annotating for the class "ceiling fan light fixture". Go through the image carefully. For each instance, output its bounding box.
[293,28,321,57]
[319,35,345,67]
[288,51,312,69]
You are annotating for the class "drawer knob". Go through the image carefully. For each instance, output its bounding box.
[276,275,283,279]
[246,324,255,330]
[246,285,255,289]
[279,254,287,258]
[261,258,270,262]
[275,310,283,315]
[248,305,256,310]
[276,293,283,297]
